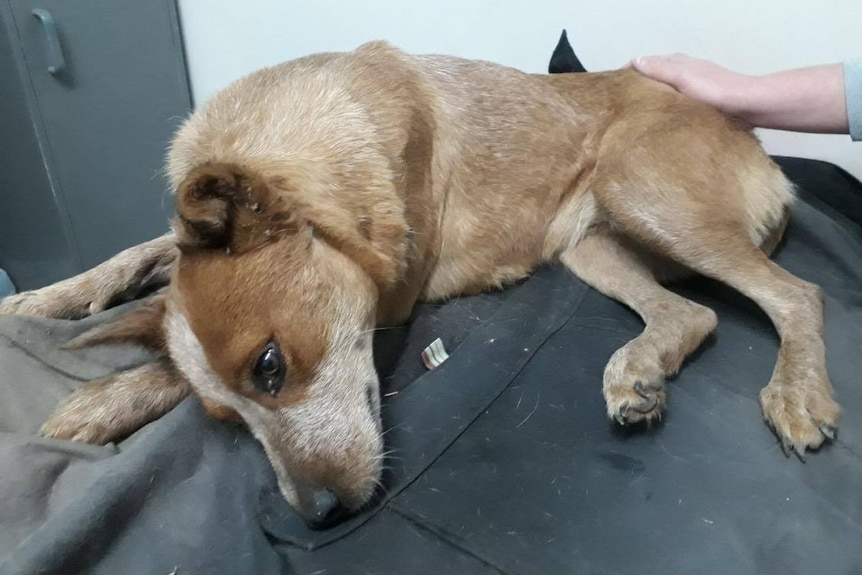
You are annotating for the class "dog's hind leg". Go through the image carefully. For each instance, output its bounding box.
[0,233,177,319]
[595,178,839,456]
[660,232,835,456]
[40,358,189,444]
[561,230,718,425]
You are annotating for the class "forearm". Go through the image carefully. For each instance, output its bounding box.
[731,64,848,134]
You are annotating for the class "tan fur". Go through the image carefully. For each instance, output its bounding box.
[39,358,188,444]
[3,41,839,520]
[0,234,176,318]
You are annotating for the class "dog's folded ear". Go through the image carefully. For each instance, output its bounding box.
[173,163,303,253]
[64,293,168,352]
[173,162,408,290]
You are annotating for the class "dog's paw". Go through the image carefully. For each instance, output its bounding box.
[0,291,50,316]
[0,285,100,319]
[41,363,189,445]
[41,415,113,444]
[759,377,840,459]
[40,381,126,444]
[604,378,666,425]
[602,342,667,425]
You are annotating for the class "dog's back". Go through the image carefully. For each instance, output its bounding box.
[168,42,792,306]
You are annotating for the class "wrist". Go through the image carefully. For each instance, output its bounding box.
[719,73,763,122]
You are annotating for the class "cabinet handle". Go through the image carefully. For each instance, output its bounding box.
[31,9,66,75]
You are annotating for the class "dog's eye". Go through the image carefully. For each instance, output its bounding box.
[252,341,285,396]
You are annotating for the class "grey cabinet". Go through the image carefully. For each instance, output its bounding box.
[0,0,191,289]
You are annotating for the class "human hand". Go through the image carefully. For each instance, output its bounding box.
[629,54,755,118]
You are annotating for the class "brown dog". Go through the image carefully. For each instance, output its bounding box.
[0,41,840,527]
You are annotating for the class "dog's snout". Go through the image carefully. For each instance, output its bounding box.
[305,488,346,530]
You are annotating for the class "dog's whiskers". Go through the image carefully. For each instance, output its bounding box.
[358,326,404,336]
[380,423,409,438]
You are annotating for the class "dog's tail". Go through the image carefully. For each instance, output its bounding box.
[548,29,587,74]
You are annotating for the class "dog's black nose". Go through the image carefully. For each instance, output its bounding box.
[305,488,345,530]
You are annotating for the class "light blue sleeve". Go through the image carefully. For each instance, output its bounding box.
[846,59,862,141]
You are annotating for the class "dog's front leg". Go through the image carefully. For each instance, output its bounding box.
[40,358,189,444]
[40,292,188,443]
[560,231,718,425]
[0,233,177,319]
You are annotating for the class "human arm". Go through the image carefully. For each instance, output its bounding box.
[630,54,860,139]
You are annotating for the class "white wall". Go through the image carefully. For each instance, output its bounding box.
[177,0,861,180]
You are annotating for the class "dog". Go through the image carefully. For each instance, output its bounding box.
[0,40,840,528]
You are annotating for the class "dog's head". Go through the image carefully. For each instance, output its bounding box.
[164,161,409,528]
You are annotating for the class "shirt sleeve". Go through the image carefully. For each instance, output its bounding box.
[846,59,862,141]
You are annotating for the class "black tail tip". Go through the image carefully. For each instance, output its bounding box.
[548,29,587,74]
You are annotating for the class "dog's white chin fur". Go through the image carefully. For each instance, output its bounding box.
[164,303,383,514]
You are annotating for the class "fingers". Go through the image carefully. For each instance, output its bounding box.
[629,55,690,85]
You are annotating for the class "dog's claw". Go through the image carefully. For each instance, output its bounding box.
[780,438,791,458]
[614,408,628,426]
[634,395,658,413]
[819,424,837,441]
[778,438,806,462]
[630,381,659,413]
[792,444,807,463]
